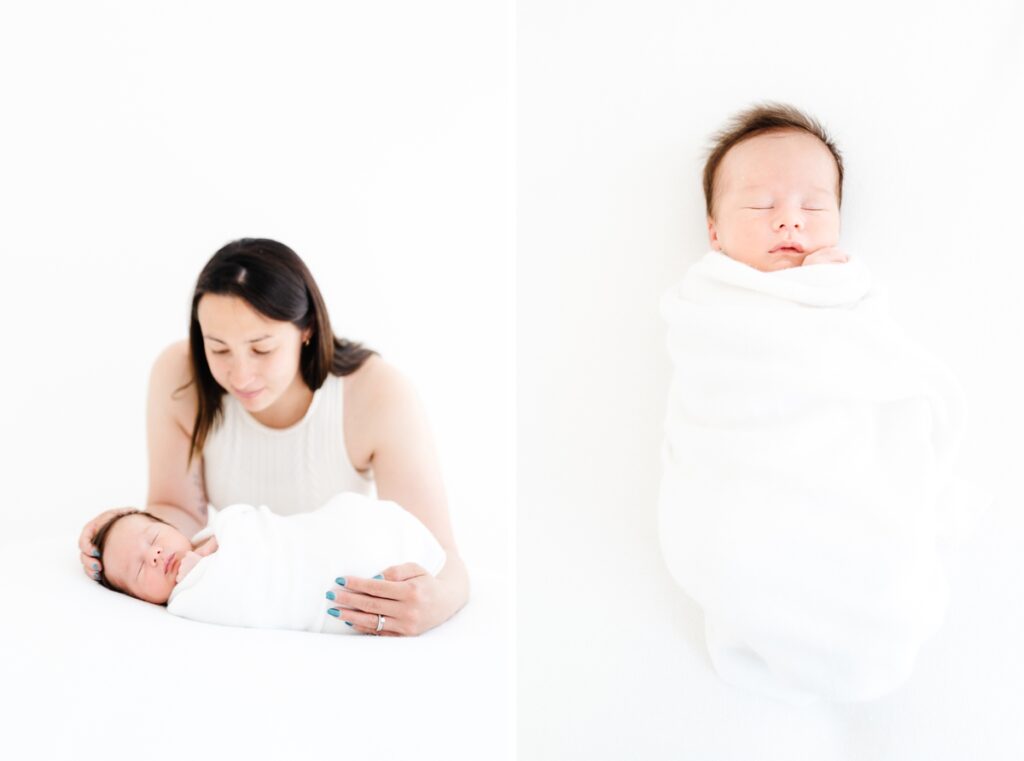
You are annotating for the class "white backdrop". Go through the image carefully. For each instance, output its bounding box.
[518,1,1024,758]
[0,3,513,759]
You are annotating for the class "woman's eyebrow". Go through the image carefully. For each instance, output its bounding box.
[203,334,273,344]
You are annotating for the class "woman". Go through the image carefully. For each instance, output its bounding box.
[77,238,468,635]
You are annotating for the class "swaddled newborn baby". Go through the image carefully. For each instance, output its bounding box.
[93,492,446,634]
[658,102,968,705]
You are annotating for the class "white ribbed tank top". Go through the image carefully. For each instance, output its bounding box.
[203,374,374,515]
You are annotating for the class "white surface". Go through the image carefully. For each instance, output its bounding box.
[0,535,509,761]
[518,0,1024,757]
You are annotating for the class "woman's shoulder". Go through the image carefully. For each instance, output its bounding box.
[149,340,198,417]
[342,354,423,454]
[343,354,417,411]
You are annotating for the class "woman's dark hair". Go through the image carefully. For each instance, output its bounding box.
[178,238,376,465]
[92,510,172,596]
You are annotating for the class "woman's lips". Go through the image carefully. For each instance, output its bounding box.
[234,387,264,399]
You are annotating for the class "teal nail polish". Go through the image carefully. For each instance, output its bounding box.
[335,577,346,586]
[326,591,335,600]
[344,621,353,627]
[91,550,100,558]
[327,608,340,618]
[92,572,100,580]
[373,574,384,580]
[92,563,99,571]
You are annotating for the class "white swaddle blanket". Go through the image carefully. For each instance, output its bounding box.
[168,492,446,634]
[657,250,968,704]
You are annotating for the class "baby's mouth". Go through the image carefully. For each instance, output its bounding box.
[165,553,176,575]
[771,243,805,254]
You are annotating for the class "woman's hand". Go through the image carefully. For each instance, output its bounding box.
[77,508,133,580]
[325,563,445,636]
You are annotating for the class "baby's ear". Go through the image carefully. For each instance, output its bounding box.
[707,217,721,250]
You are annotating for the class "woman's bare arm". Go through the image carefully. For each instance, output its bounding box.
[78,340,206,576]
[340,356,469,633]
[145,340,207,539]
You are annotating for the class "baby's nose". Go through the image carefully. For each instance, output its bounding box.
[774,208,804,228]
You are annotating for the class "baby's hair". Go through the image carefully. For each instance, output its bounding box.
[702,101,844,221]
[91,510,172,595]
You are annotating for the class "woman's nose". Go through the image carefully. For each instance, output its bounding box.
[229,359,256,387]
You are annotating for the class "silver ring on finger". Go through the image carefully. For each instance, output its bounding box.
[376,614,386,633]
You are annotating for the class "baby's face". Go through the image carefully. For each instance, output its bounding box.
[707,129,841,271]
[103,514,193,604]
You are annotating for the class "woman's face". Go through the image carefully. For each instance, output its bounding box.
[196,294,310,414]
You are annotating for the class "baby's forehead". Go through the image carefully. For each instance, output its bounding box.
[721,133,835,181]
[731,177,835,195]
[718,164,837,204]
[112,513,156,538]
[106,515,158,559]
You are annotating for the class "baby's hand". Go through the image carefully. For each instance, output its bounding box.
[176,551,204,583]
[175,536,219,583]
[802,246,849,266]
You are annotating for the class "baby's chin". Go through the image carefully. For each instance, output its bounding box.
[759,254,806,271]
[725,249,806,272]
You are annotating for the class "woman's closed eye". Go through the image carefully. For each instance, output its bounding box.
[210,349,272,355]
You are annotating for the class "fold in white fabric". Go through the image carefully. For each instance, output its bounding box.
[167,493,446,634]
[657,251,968,704]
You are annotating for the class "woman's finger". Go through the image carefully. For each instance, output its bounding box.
[334,575,408,601]
[78,525,100,557]
[328,606,399,635]
[379,562,429,582]
[78,508,131,557]
[327,587,403,617]
[80,553,101,580]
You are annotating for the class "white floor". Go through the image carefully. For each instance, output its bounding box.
[0,534,510,761]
